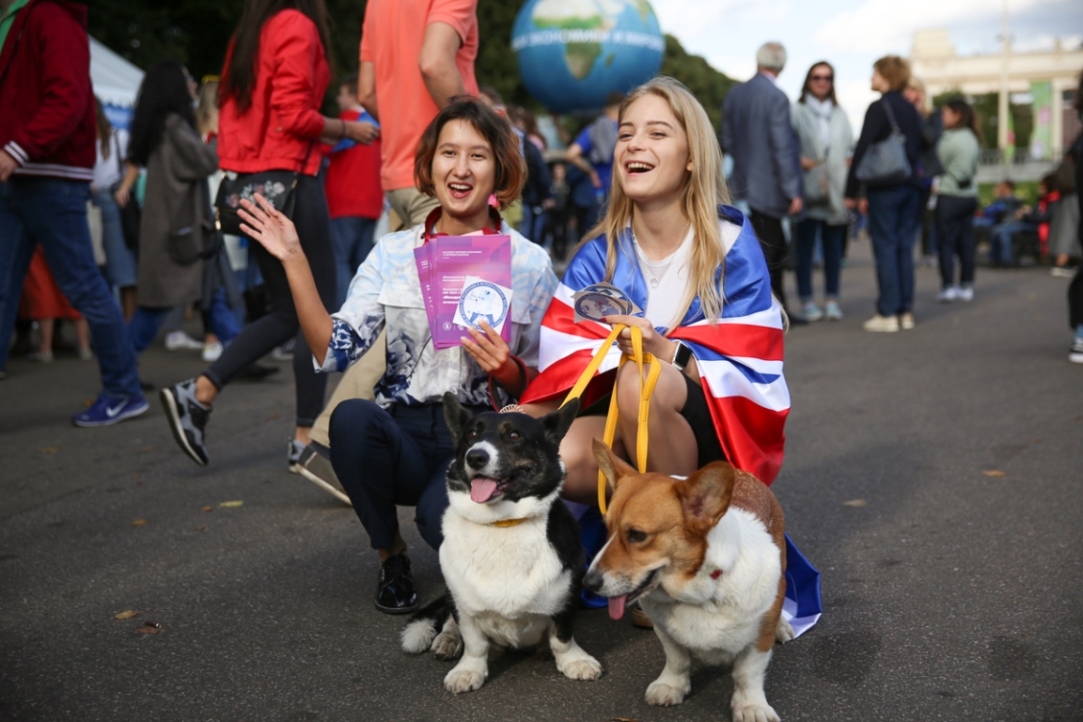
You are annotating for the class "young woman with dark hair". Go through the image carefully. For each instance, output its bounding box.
[934,98,982,303]
[114,61,220,357]
[235,96,557,613]
[161,0,379,471]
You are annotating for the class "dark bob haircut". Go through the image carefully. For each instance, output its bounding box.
[414,96,526,209]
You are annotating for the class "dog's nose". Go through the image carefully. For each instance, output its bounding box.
[466,448,489,470]
[582,568,602,593]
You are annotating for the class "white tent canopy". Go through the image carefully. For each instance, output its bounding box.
[90,37,143,109]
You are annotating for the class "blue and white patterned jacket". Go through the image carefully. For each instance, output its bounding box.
[317,222,558,409]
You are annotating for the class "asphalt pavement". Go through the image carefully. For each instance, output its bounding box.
[2,237,1081,722]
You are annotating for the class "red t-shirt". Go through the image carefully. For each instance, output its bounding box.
[324,109,383,219]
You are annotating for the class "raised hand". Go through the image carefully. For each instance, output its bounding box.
[238,193,302,263]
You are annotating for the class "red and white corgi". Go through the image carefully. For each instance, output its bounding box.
[583,441,792,722]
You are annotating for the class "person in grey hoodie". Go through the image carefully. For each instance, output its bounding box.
[934,98,982,303]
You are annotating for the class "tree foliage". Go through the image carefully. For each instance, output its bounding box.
[659,34,736,132]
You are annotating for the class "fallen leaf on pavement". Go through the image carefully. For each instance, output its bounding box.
[983,470,1006,478]
[843,499,867,507]
[196,525,206,532]
[200,505,213,513]
[138,445,154,452]
[114,610,139,620]
[135,622,161,635]
[219,500,244,508]
[40,447,59,454]
[131,519,148,526]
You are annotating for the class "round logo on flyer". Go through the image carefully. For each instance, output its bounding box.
[574,293,630,322]
[458,280,509,330]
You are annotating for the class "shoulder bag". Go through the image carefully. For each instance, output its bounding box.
[215,142,314,235]
[854,100,912,185]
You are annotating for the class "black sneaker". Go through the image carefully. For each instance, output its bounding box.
[375,554,418,614]
[160,379,211,466]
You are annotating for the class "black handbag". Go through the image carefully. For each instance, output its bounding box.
[214,142,314,235]
[854,100,912,186]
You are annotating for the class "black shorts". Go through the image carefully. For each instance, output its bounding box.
[579,373,726,469]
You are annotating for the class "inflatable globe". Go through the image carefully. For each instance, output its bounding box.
[512,0,664,114]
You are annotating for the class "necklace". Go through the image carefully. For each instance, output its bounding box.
[632,229,679,289]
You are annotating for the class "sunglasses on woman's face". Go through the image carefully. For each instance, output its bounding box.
[811,75,833,82]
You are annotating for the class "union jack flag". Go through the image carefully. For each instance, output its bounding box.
[520,205,789,485]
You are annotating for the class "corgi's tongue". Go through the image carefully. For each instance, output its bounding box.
[470,477,500,503]
[608,594,628,620]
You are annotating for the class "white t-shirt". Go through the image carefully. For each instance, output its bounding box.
[92,130,128,192]
[636,218,742,330]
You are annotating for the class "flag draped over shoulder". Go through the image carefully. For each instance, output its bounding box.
[520,205,790,485]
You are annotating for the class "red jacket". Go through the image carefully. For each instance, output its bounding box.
[324,109,382,219]
[217,9,329,176]
[0,0,95,181]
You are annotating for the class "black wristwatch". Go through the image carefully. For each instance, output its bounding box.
[671,341,692,372]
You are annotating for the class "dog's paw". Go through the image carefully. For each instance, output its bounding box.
[557,653,602,681]
[775,617,794,644]
[444,665,487,694]
[401,620,436,654]
[731,702,780,722]
[645,680,689,706]
[431,628,463,660]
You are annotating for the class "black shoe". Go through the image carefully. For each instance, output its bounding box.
[787,311,809,326]
[375,554,418,614]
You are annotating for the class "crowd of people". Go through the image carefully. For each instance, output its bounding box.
[3,0,1082,621]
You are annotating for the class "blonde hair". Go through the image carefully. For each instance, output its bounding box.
[591,76,730,326]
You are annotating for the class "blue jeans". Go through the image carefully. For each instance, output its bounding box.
[795,219,845,301]
[867,185,921,316]
[90,187,137,288]
[330,216,376,309]
[0,178,141,398]
[990,221,1034,266]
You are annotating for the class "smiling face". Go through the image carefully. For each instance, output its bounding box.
[614,93,692,209]
[431,119,497,235]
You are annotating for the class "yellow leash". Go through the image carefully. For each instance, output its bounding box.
[560,324,662,515]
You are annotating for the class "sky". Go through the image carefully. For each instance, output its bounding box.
[651,0,1083,132]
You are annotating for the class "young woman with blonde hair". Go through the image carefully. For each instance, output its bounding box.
[521,76,790,501]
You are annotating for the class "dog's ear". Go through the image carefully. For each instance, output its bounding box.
[442,392,473,444]
[541,398,579,446]
[592,438,638,492]
[674,461,736,536]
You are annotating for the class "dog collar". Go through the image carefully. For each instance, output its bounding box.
[490,518,528,528]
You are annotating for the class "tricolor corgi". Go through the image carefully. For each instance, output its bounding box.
[401,395,602,693]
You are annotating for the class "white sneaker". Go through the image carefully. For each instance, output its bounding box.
[937,286,959,303]
[863,314,900,333]
[202,340,223,363]
[165,331,203,351]
[1070,338,1083,364]
[957,286,974,302]
[802,302,823,322]
[899,312,915,330]
[824,300,843,321]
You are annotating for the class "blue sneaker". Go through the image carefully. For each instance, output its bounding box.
[72,394,149,427]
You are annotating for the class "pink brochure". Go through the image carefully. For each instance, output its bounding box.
[413,242,438,336]
[417,234,512,350]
